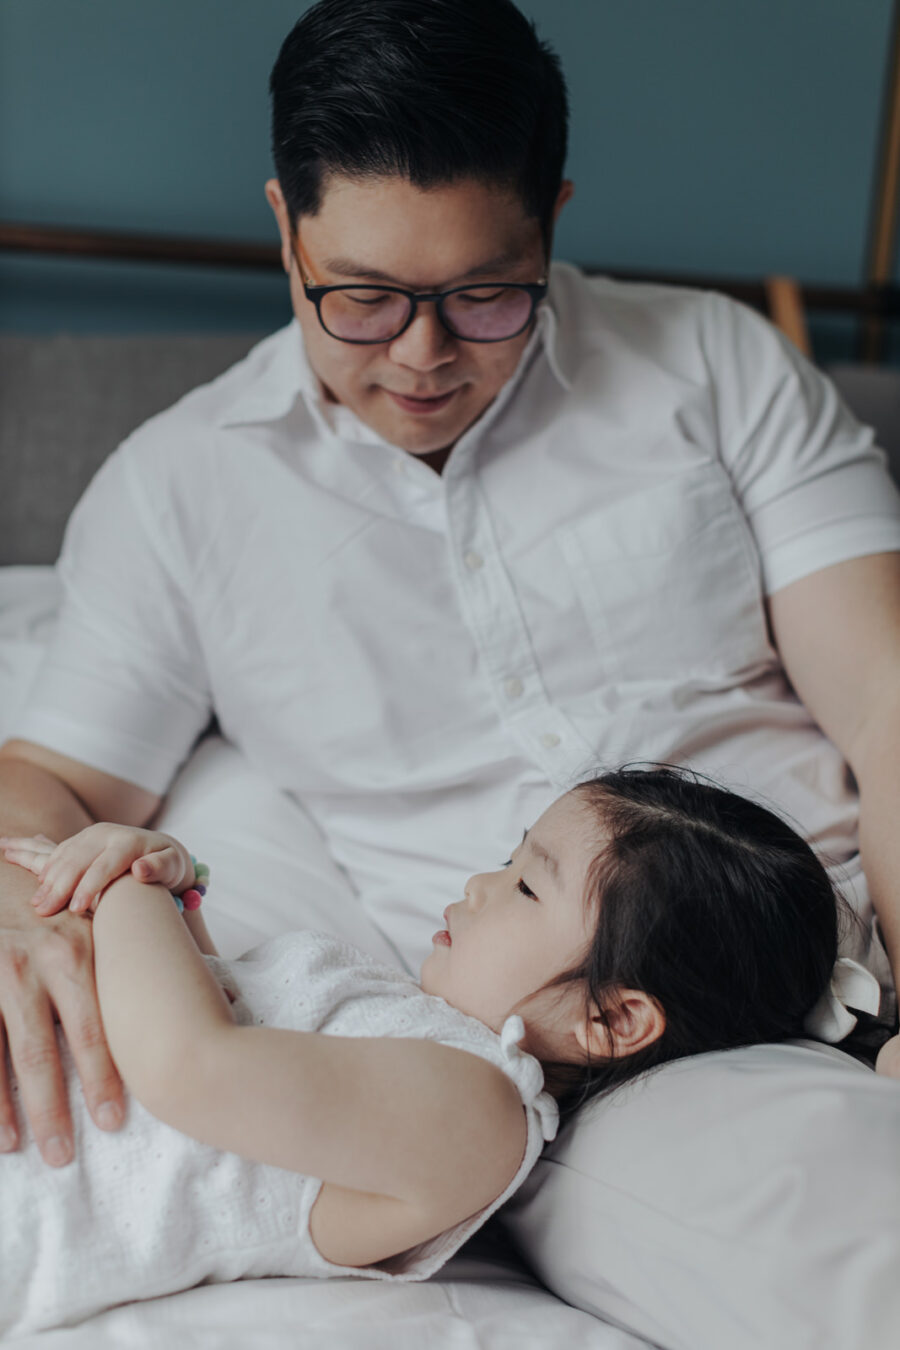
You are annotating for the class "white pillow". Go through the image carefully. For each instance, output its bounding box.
[500,1040,900,1350]
[151,733,404,968]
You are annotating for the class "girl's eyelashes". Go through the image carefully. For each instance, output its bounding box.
[502,857,538,899]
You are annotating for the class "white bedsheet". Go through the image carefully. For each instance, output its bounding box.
[0,566,650,1349]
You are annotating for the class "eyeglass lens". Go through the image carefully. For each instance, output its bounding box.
[319,285,534,342]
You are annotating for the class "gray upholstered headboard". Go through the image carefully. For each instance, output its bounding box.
[0,333,263,566]
[2,335,900,568]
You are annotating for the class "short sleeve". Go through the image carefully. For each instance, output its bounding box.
[701,291,900,595]
[296,1014,559,1284]
[9,440,211,795]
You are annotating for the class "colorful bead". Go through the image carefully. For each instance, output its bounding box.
[181,889,203,911]
[173,894,185,913]
[194,883,207,897]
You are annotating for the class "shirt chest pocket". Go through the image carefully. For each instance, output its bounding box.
[556,466,776,683]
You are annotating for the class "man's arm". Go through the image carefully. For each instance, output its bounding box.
[766,550,900,1072]
[0,740,160,1163]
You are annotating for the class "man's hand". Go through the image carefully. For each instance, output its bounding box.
[0,823,195,917]
[0,880,125,1166]
[875,1032,900,1079]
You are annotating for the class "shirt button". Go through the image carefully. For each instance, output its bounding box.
[464,550,484,571]
[504,677,524,700]
[540,732,561,749]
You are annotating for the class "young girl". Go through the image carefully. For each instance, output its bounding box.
[0,764,877,1336]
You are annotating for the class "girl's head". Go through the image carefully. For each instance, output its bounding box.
[420,764,847,1126]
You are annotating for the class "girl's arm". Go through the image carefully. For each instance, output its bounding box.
[92,875,527,1222]
[181,907,220,957]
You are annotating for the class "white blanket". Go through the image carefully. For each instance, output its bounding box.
[0,566,644,1348]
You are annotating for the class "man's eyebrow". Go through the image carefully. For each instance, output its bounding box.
[522,826,560,882]
[320,249,527,287]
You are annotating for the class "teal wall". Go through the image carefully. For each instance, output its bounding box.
[0,0,894,352]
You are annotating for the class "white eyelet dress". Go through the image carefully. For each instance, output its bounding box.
[1,931,559,1336]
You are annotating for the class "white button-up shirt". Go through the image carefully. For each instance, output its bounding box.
[15,262,900,974]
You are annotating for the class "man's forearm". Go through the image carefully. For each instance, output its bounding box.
[0,757,92,845]
[853,742,900,995]
[0,758,93,910]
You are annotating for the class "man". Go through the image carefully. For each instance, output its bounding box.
[2,0,900,1176]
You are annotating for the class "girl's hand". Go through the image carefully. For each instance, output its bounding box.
[0,824,195,917]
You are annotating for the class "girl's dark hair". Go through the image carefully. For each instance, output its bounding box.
[530,764,861,1128]
[269,0,569,250]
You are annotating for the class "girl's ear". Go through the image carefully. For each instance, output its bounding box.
[574,989,666,1060]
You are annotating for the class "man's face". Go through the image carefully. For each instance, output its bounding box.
[266,173,558,458]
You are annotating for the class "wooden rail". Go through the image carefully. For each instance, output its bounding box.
[3,219,900,359]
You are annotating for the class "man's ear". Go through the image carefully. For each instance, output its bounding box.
[264,178,294,275]
[573,988,666,1060]
[553,178,575,223]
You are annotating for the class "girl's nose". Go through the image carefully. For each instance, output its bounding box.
[464,872,490,910]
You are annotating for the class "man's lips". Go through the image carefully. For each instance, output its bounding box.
[384,388,460,414]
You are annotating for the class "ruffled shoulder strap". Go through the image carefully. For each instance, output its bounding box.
[499,1014,560,1142]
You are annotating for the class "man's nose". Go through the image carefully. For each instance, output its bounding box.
[388,304,457,370]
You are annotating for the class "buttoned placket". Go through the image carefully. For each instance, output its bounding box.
[441,322,598,787]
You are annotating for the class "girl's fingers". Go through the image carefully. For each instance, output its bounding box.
[70,854,131,913]
[0,847,49,878]
[132,847,182,888]
[39,833,143,915]
[0,836,56,861]
[33,851,94,915]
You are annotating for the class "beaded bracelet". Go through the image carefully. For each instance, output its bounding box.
[172,854,210,914]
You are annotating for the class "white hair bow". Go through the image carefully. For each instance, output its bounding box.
[802,957,882,1044]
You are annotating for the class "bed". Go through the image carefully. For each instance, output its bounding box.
[3,284,900,1350]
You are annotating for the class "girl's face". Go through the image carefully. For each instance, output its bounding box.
[420,790,601,1049]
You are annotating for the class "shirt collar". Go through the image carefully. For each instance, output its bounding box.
[217,262,574,433]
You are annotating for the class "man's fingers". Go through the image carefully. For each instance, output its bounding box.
[0,1019,19,1152]
[1,919,125,1164]
[3,978,74,1167]
[49,934,125,1136]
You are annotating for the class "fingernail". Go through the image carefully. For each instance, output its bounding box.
[45,1135,72,1166]
[96,1101,122,1129]
[0,1125,17,1151]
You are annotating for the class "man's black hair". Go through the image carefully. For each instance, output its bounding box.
[269,0,569,250]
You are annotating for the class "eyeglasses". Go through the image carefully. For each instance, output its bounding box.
[290,236,547,345]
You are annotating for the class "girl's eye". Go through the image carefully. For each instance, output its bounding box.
[501,858,537,899]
